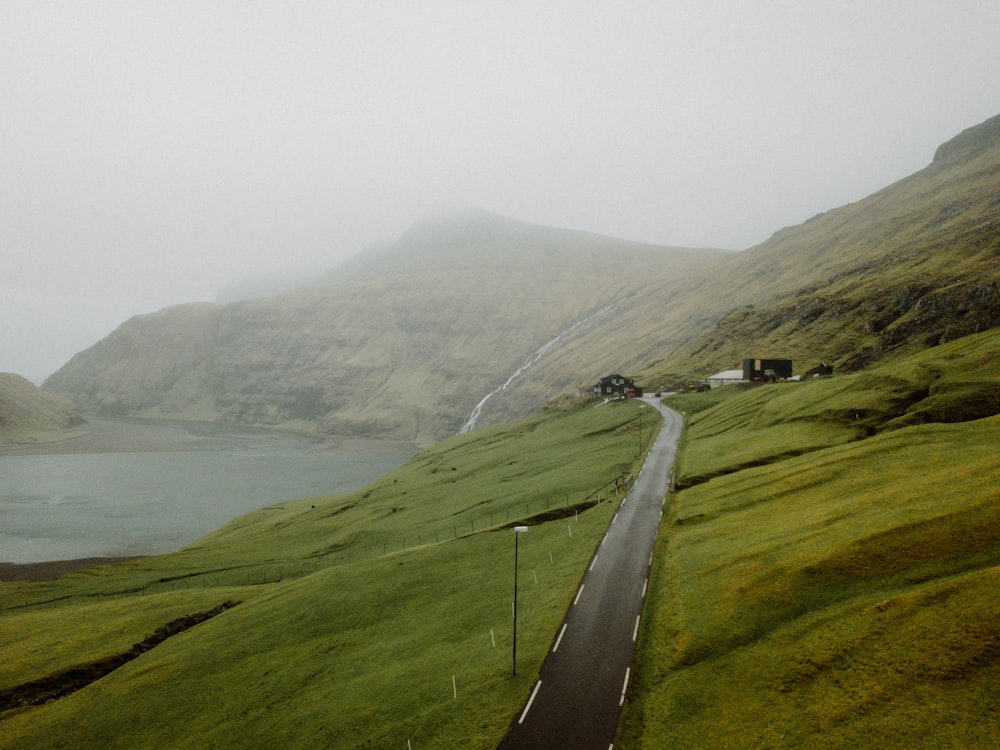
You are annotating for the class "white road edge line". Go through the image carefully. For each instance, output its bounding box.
[619,668,631,706]
[519,680,542,724]
[553,623,568,652]
[589,554,599,571]
[574,584,585,605]
[642,577,648,598]
[633,614,641,642]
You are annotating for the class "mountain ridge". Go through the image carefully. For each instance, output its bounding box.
[42,113,1000,442]
[45,222,720,444]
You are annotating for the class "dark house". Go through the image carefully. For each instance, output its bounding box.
[805,361,834,378]
[593,374,642,398]
[742,358,793,382]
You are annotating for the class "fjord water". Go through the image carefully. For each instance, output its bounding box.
[0,418,414,564]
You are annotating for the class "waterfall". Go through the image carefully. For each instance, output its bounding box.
[459,302,617,434]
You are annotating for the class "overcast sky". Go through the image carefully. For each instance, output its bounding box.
[2,1,998,383]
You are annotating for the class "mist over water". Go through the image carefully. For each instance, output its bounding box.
[0,419,414,564]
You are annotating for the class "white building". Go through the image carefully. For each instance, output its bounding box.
[707,369,745,389]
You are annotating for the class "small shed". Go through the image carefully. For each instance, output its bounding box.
[743,358,793,382]
[593,374,642,398]
[707,369,745,389]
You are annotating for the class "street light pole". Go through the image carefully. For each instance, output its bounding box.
[512,525,529,676]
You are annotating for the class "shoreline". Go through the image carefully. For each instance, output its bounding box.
[1,414,420,456]
[0,556,145,583]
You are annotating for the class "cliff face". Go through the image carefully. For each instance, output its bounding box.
[931,112,1000,168]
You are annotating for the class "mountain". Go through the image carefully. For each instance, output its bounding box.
[43,115,1000,442]
[479,112,1000,403]
[664,112,1000,375]
[44,212,726,444]
[0,372,81,444]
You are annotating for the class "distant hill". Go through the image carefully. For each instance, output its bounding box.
[44,213,724,444]
[484,112,1000,406]
[43,115,1000,442]
[0,372,81,444]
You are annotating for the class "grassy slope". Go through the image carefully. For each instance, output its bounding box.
[0,372,81,444]
[0,398,659,749]
[620,328,1000,748]
[643,115,1000,384]
[484,116,1000,414]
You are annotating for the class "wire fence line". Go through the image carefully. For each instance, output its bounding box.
[325,471,635,566]
[34,472,637,601]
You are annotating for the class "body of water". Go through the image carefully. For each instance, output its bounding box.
[0,418,414,564]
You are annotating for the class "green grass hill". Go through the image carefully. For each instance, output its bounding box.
[487,113,1000,405]
[0,372,81,445]
[6,113,1000,748]
[1,397,655,748]
[619,328,1000,748]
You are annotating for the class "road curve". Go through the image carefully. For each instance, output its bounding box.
[498,398,683,749]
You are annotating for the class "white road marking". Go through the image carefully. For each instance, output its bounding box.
[619,668,631,706]
[519,680,543,724]
[642,577,648,598]
[574,584,585,605]
[553,623,568,652]
[633,615,641,642]
[589,553,599,571]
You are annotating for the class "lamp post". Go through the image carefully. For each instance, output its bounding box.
[512,525,529,676]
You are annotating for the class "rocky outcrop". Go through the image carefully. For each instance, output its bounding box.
[932,112,1000,169]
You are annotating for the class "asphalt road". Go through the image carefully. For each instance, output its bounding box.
[498,398,683,750]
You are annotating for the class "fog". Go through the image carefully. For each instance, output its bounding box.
[3,1,998,383]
